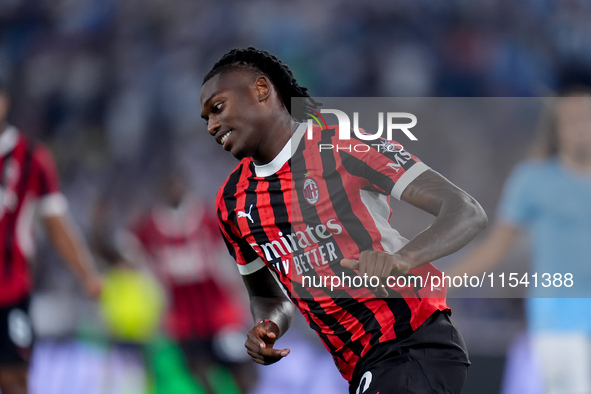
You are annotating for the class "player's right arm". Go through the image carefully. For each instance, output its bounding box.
[242,265,295,365]
[216,180,294,365]
[216,171,295,365]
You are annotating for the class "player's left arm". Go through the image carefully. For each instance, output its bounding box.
[342,169,487,296]
[44,213,103,299]
[396,169,487,265]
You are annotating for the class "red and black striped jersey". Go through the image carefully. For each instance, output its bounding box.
[131,198,221,286]
[0,126,67,306]
[216,123,449,381]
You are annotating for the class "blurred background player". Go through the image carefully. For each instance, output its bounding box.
[0,79,102,394]
[123,170,255,394]
[450,86,591,393]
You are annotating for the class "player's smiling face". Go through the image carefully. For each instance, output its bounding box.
[200,70,270,161]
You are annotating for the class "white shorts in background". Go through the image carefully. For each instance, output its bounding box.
[533,332,591,394]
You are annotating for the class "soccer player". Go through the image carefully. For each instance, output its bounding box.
[450,87,591,393]
[0,79,102,394]
[200,47,487,393]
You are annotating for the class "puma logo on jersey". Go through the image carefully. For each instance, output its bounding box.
[237,204,254,223]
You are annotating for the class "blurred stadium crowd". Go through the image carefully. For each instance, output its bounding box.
[2,0,591,393]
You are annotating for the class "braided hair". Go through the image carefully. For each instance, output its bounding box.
[203,47,321,121]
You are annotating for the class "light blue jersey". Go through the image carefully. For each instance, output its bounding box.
[499,158,591,333]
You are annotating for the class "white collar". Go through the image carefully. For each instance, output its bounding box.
[253,122,306,177]
[0,126,18,157]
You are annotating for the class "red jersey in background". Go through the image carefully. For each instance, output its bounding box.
[0,126,68,306]
[131,197,245,341]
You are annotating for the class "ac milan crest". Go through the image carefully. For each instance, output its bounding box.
[303,177,320,205]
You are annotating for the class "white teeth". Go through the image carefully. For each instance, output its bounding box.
[220,131,232,145]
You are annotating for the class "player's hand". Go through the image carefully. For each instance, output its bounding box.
[341,251,411,297]
[82,274,103,300]
[245,320,290,365]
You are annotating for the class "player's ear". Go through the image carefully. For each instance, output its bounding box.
[255,76,272,103]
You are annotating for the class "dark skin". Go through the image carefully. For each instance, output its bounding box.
[242,268,295,365]
[200,70,488,365]
[200,69,294,165]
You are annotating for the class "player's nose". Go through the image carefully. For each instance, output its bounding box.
[207,117,220,136]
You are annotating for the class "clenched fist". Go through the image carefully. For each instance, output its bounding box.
[341,250,411,297]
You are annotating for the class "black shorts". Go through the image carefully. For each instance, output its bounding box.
[349,311,470,394]
[0,297,34,367]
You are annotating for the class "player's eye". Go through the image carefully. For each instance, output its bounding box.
[212,102,223,113]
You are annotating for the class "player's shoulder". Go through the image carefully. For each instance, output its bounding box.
[5,127,31,152]
[31,139,53,157]
[12,129,55,163]
[30,141,60,172]
[513,158,558,176]
[215,158,253,205]
[303,123,351,147]
[507,158,559,190]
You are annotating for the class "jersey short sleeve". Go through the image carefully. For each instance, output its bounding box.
[497,162,537,227]
[338,137,430,200]
[215,188,265,276]
[33,144,68,216]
